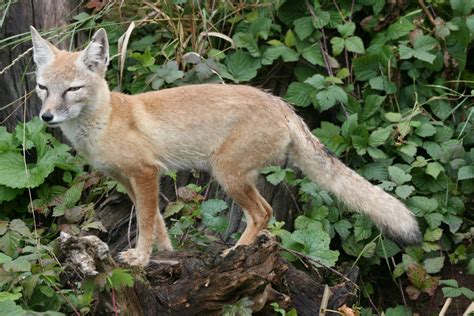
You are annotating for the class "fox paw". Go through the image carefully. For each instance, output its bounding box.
[118,248,149,266]
[220,247,236,257]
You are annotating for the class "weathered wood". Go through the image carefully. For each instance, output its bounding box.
[62,194,359,315]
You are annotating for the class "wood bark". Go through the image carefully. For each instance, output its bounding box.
[76,193,359,315]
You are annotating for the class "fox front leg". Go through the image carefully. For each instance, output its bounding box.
[118,167,172,266]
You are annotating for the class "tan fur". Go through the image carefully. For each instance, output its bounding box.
[31,27,421,266]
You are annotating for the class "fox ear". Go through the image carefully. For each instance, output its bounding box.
[81,28,109,73]
[30,26,58,68]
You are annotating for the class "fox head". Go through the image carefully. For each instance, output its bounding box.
[30,27,110,126]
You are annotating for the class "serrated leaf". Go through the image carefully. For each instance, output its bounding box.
[0,252,12,264]
[313,122,348,156]
[337,22,356,38]
[363,95,386,120]
[294,17,314,40]
[458,165,474,180]
[415,123,437,137]
[423,256,445,274]
[424,228,443,242]
[426,162,444,179]
[395,185,415,199]
[367,147,387,159]
[201,199,228,233]
[442,286,462,298]
[388,19,414,39]
[334,220,352,239]
[375,239,401,258]
[353,54,379,81]
[385,112,402,122]
[439,279,459,287]
[284,82,314,107]
[369,127,391,147]
[164,200,186,218]
[0,292,22,303]
[345,36,365,54]
[388,166,412,185]
[450,0,474,15]
[354,216,373,241]
[107,268,134,290]
[330,37,345,56]
[3,257,31,272]
[233,33,261,57]
[9,219,30,237]
[223,51,261,83]
[425,213,444,229]
[290,229,339,267]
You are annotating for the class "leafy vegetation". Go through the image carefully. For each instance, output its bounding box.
[1,0,473,314]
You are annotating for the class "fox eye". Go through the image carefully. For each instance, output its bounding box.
[38,84,48,90]
[67,86,83,92]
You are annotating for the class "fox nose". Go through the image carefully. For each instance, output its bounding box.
[41,112,54,122]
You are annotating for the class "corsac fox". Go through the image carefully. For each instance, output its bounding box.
[30,27,421,266]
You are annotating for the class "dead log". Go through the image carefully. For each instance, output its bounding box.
[60,229,358,315]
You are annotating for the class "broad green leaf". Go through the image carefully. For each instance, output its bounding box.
[334,220,352,239]
[388,166,412,185]
[423,256,445,274]
[3,257,31,272]
[290,229,339,267]
[375,239,401,258]
[249,16,272,39]
[0,252,12,264]
[107,269,134,290]
[395,185,414,199]
[330,37,345,56]
[284,29,296,47]
[415,123,437,137]
[345,36,365,54]
[354,216,373,241]
[223,51,260,83]
[439,279,459,287]
[426,162,444,179]
[313,123,348,156]
[9,219,30,237]
[201,199,229,233]
[337,22,356,38]
[284,82,314,107]
[442,287,462,298]
[0,292,22,302]
[385,112,402,122]
[458,165,474,180]
[413,50,436,64]
[369,127,392,147]
[0,185,21,203]
[450,0,474,15]
[443,214,463,233]
[353,54,379,81]
[233,33,261,57]
[304,74,326,90]
[261,45,299,65]
[399,45,414,59]
[385,306,412,316]
[301,44,325,66]
[294,17,314,40]
[363,95,386,120]
[424,228,443,242]
[425,212,444,229]
[387,19,414,39]
[368,147,387,159]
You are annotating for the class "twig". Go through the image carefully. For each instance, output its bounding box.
[0,47,32,75]
[319,284,331,316]
[418,0,437,27]
[127,205,135,248]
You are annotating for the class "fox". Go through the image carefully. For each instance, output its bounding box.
[30,26,421,266]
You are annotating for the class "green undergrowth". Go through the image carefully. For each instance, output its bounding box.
[1,0,473,314]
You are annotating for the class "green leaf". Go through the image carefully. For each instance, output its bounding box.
[201,199,228,233]
[363,95,386,120]
[345,36,365,54]
[353,54,379,81]
[233,33,260,57]
[9,219,30,237]
[385,112,402,122]
[375,239,401,258]
[337,22,356,38]
[0,292,22,303]
[450,0,474,15]
[442,286,462,298]
[262,45,299,65]
[387,19,414,39]
[163,201,186,218]
[223,51,261,83]
[290,229,339,267]
[284,29,296,47]
[424,228,443,242]
[426,162,444,179]
[284,82,314,107]
[395,185,415,199]
[369,127,391,147]
[0,252,12,264]
[385,306,412,316]
[3,257,31,272]
[388,166,412,185]
[458,165,474,180]
[262,166,287,185]
[439,279,459,287]
[459,287,474,300]
[399,45,414,60]
[416,123,437,137]
[249,16,272,39]
[107,268,134,290]
[294,17,314,40]
[301,44,325,66]
[425,212,444,229]
[334,220,352,239]
[354,216,373,241]
[0,185,21,203]
[313,122,348,156]
[423,256,445,274]
[330,37,345,56]
[413,50,436,64]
